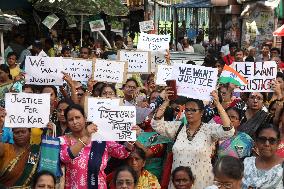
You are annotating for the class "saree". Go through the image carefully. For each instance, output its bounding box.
[137,132,172,180]
[238,110,272,139]
[0,144,40,188]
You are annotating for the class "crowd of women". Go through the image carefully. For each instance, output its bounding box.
[0,44,284,189]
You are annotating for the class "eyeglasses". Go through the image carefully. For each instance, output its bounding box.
[102,91,115,96]
[249,96,263,101]
[213,181,233,189]
[184,108,201,113]
[116,180,134,186]
[256,136,279,145]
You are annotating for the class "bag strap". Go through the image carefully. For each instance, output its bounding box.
[173,123,185,143]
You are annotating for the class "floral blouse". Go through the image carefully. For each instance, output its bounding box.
[242,157,283,189]
[59,135,130,189]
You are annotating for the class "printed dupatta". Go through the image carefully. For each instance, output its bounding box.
[87,141,106,188]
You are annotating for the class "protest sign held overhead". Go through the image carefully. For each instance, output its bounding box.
[156,64,173,86]
[137,32,170,52]
[172,63,218,100]
[63,58,93,82]
[139,20,154,32]
[25,56,64,85]
[151,51,167,71]
[5,93,50,128]
[87,98,136,141]
[118,50,151,73]
[86,97,121,122]
[94,59,127,83]
[89,19,105,32]
[232,61,277,92]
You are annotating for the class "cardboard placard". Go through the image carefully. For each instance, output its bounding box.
[89,19,105,32]
[139,20,154,32]
[118,50,151,73]
[87,98,136,141]
[5,93,50,128]
[155,64,173,86]
[63,58,93,82]
[172,63,218,100]
[25,56,64,86]
[137,32,170,52]
[232,61,277,92]
[93,59,127,83]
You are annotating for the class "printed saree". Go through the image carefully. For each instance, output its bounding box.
[137,132,172,180]
[0,144,40,188]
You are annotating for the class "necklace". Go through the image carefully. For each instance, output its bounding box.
[186,123,202,141]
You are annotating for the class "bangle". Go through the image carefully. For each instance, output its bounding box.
[85,89,92,95]
[78,138,86,146]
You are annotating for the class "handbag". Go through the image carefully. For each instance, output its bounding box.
[38,123,62,177]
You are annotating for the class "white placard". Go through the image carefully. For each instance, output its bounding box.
[90,105,136,141]
[151,51,167,71]
[139,20,154,32]
[25,56,64,86]
[63,58,93,82]
[172,63,218,100]
[137,32,170,52]
[89,19,105,32]
[94,59,127,83]
[42,13,59,29]
[86,97,121,122]
[118,50,151,73]
[232,61,277,92]
[5,93,50,128]
[156,65,173,86]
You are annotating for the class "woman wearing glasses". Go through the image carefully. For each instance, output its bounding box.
[205,156,244,189]
[152,90,234,189]
[242,124,284,188]
[238,92,273,139]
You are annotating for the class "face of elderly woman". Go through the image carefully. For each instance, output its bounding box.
[256,128,280,158]
[247,92,263,110]
[184,101,203,124]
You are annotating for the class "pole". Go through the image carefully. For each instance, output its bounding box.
[0,31,4,60]
[80,15,83,47]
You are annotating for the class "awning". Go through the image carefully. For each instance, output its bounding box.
[172,0,212,8]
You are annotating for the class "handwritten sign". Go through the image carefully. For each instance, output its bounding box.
[139,20,154,32]
[86,97,121,121]
[137,32,170,52]
[118,50,151,73]
[156,65,173,86]
[172,63,218,100]
[89,104,136,141]
[5,93,50,128]
[94,59,127,83]
[25,56,64,85]
[151,51,167,71]
[63,58,93,82]
[232,61,277,92]
[42,13,59,29]
[89,19,105,32]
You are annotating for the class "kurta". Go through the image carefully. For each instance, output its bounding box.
[152,119,234,189]
[59,136,130,189]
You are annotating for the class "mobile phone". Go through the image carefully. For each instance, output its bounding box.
[166,80,177,101]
